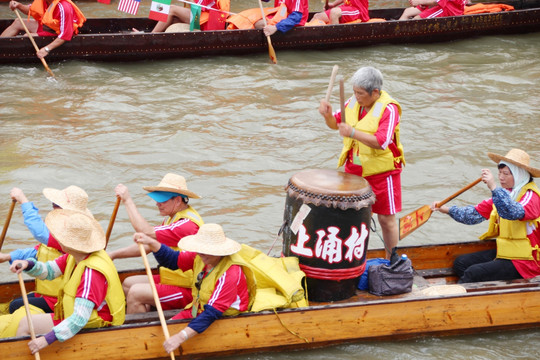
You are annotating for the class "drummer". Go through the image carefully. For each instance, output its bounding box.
[318,66,405,259]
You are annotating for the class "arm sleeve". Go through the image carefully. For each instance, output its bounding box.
[21,202,50,244]
[187,304,223,333]
[448,205,486,225]
[26,256,64,280]
[492,187,525,220]
[51,297,94,342]
[153,244,181,270]
[9,248,38,263]
[276,11,302,33]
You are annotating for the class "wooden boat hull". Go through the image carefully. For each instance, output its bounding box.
[2,239,540,360]
[1,0,540,64]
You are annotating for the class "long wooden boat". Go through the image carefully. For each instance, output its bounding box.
[1,0,540,64]
[1,239,540,359]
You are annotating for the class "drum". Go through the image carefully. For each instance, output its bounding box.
[282,169,375,302]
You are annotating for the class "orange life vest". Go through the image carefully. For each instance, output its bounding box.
[29,0,86,35]
[464,3,514,14]
[226,3,287,30]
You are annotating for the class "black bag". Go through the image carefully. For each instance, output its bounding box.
[368,256,414,296]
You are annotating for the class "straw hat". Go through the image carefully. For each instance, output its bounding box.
[165,23,199,33]
[42,185,93,216]
[143,173,200,199]
[178,223,241,256]
[488,149,540,178]
[45,209,106,253]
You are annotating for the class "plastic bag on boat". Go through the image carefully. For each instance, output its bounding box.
[368,255,413,296]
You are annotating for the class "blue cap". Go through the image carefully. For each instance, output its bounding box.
[147,191,181,203]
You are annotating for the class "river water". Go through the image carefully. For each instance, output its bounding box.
[1,0,539,358]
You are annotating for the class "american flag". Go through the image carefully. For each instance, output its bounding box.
[118,0,141,15]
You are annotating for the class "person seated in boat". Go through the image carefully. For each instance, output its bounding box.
[308,0,369,26]
[10,209,125,355]
[227,0,309,36]
[318,66,404,260]
[0,0,86,59]
[399,0,465,20]
[134,0,230,33]
[431,149,540,283]
[108,173,204,314]
[1,186,93,315]
[134,223,255,353]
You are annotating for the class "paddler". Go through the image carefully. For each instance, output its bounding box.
[318,66,405,260]
[431,149,540,283]
[10,209,125,355]
[1,186,93,315]
[108,173,204,314]
[0,0,86,59]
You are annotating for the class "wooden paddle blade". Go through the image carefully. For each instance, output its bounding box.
[399,205,432,240]
[266,36,277,64]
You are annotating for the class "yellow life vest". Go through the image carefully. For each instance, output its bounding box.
[337,90,405,177]
[187,244,307,317]
[29,0,86,35]
[34,243,64,298]
[479,182,540,260]
[54,250,125,328]
[159,206,204,286]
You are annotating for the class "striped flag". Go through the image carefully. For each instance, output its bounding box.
[149,0,171,22]
[118,0,141,15]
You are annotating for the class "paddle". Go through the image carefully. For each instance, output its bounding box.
[14,9,55,78]
[325,65,339,102]
[399,177,482,240]
[0,200,17,252]
[257,0,277,64]
[339,76,346,124]
[105,196,121,248]
[17,265,41,360]
[138,243,175,360]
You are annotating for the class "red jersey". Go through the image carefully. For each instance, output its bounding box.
[154,218,200,248]
[274,0,309,26]
[37,0,78,41]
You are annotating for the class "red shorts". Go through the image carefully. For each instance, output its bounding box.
[325,6,362,23]
[364,171,402,215]
[154,275,193,311]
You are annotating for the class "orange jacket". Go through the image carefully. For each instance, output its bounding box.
[464,3,514,14]
[29,0,86,35]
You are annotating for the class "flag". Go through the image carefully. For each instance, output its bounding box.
[149,0,171,22]
[97,0,111,4]
[190,4,201,31]
[205,10,227,30]
[118,0,140,15]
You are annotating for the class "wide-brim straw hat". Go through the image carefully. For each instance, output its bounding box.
[165,23,199,33]
[143,173,200,199]
[45,209,106,253]
[178,223,241,256]
[488,148,540,178]
[42,185,93,216]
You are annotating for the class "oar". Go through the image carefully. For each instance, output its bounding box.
[257,0,277,64]
[339,76,346,124]
[0,200,17,251]
[17,266,41,360]
[105,196,121,248]
[399,177,482,240]
[139,243,175,360]
[14,9,55,78]
[325,65,339,102]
